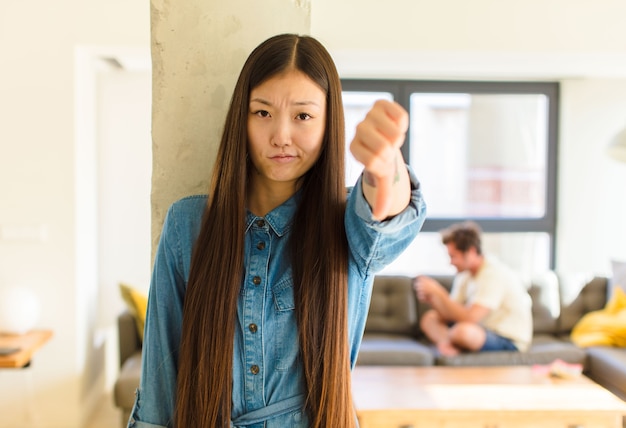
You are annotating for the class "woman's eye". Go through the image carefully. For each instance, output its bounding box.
[296,113,312,120]
[254,110,270,118]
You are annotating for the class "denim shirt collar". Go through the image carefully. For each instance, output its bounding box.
[244,190,300,237]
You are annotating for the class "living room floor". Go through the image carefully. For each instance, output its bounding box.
[86,392,121,428]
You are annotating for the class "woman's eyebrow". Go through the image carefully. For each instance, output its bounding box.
[293,100,321,107]
[250,97,271,106]
[249,97,321,107]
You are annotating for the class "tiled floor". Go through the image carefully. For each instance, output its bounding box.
[86,393,122,428]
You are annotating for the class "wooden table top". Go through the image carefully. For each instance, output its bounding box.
[0,330,53,368]
[351,365,626,412]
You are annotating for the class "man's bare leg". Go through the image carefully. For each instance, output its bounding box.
[420,309,461,356]
[449,322,487,351]
[436,341,460,356]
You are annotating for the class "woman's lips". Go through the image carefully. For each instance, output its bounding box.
[270,154,296,163]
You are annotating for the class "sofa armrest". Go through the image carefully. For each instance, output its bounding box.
[118,310,141,367]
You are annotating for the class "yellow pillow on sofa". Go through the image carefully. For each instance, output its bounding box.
[571,287,626,347]
[119,283,148,342]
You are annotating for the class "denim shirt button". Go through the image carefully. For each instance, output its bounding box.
[250,365,260,375]
[256,241,266,250]
[249,323,258,333]
[252,276,261,285]
[256,219,265,227]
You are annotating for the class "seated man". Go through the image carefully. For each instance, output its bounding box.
[414,221,532,356]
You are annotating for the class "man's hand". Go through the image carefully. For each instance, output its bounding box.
[413,275,448,305]
[350,100,410,220]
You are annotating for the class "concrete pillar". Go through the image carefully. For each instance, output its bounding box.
[150,0,311,256]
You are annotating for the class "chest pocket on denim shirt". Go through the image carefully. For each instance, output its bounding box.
[272,277,299,371]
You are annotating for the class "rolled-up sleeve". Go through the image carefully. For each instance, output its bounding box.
[128,205,186,428]
[345,165,427,276]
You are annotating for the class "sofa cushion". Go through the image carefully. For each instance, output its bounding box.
[357,333,434,366]
[366,276,419,336]
[585,346,626,400]
[528,271,560,334]
[436,334,588,367]
[118,310,141,368]
[114,350,142,410]
[609,259,626,298]
[415,274,454,323]
[119,283,148,342]
[571,288,626,347]
[558,274,608,334]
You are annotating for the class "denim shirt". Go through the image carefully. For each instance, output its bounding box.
[129,169,426,428]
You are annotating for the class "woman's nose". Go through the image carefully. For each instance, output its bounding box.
[271,119,291,147]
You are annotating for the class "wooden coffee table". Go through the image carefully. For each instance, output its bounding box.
[352,366,626,428]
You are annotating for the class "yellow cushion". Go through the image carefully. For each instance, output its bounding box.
[119,283,148,342]
[571,287,626,347]
[606,284,626,314]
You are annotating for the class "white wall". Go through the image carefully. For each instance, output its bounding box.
[95,66,152,391]
[96,67,152,329]
[558,79,626,273]
[313,0,626,54]
[312,0,626,79]
[0,1,149,427]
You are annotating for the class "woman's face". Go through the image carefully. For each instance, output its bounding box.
[247,70,326,191]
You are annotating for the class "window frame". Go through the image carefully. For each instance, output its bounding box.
[341,79,559,268]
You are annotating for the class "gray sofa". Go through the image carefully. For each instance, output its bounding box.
[359,272,626,400]
[114,271,626,426]
[114,311,142,426]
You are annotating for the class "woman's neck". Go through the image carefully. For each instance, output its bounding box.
[247,177,298,217]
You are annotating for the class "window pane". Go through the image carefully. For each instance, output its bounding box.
[380,232,551,282]
[342,91,393,186]
[409,93,548,218]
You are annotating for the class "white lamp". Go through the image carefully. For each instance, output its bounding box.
[0,287,41,335]
[607,126,626,163]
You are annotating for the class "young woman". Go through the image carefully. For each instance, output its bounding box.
[129,33,426,428]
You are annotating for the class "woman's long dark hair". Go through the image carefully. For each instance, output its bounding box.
[174,34,354,427]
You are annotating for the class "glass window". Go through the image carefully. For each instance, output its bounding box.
[341,80,559,275]
[409,93,548,219]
